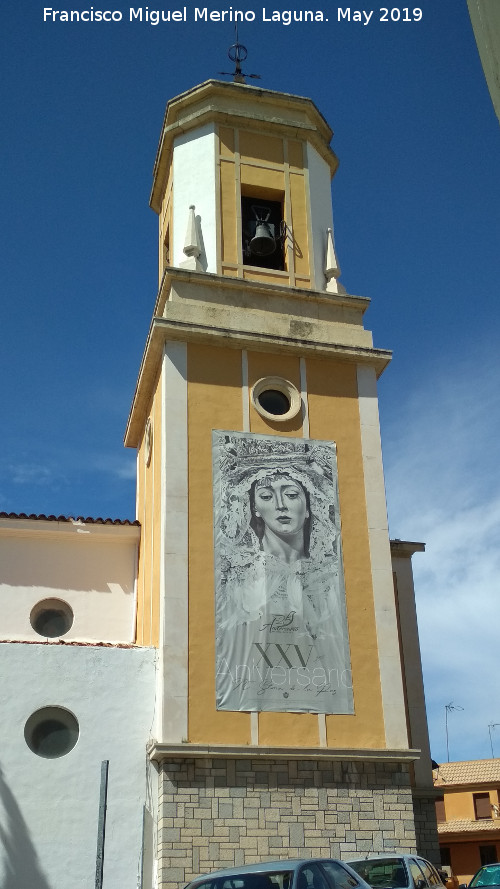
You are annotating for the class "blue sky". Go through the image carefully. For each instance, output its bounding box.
[1,1,500,764]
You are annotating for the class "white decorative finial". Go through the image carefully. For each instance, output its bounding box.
[325,226,345,294]
[181,205,203,270]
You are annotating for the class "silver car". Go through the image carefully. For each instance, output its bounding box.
[184,858,373,889]
[344,856,444,889]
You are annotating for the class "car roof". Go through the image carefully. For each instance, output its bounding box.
[188,859,357,883]
[344,855,433,864]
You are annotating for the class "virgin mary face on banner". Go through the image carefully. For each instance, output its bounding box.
[250,475,310,561]
[212,431,354,715]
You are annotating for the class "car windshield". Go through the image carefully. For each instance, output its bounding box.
[186,871,294,889]
[470,868,500,888]
[348,859,409,889]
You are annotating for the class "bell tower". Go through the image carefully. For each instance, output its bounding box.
[125,78,436,886]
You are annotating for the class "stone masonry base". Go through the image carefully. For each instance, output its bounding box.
[412,794,440,866]
[157,756,419,889]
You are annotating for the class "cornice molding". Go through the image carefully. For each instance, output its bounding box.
[147,741,421,764]
[390,540,426,558]
[154,267,371,317]
[150,79,338,213]
[125,317,391,448]
[124,268,391,448]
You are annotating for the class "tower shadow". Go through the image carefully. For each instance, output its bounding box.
[0,762,52,889]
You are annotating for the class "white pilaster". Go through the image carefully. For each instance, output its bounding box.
[159,342,189,742]
[357,364,409,749]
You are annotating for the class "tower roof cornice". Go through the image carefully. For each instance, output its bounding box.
[150,79,338,213]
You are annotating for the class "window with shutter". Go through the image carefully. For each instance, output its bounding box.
[440,849,451,868]
[480,846,497,865]
[474,793,492,819]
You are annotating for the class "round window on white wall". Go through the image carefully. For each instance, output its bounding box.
[30,598,74,638]
[251,377,301,422]
[24,707,79,759]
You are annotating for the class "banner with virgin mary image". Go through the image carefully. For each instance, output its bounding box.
[212,431,354,714]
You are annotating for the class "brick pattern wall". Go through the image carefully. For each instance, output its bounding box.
[157,756,418,888]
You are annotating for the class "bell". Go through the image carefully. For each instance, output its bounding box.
[249,221,276,256]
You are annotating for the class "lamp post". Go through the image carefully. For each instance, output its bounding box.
[488,723,500,758]
[445,702,464,762]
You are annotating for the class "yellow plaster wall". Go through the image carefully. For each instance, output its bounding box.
[240,131,284,166]
[240,165,284,193]
[135,367,162,648]
[445,790,473,820]
[242,269,290,286]
[220,159,238,265]
[217,126,311,285]
[159,158,173,280]
[219,126,234,157]
[151,381,162,645]
[187,343,251,745]
[289,171,310,278]
[248,352,303,438]
[443,789,497,821]
[306,357,386,749]
[136,428,145,644]
[138,423,152,644]
[288,140,305,170]
[185,345,385,750]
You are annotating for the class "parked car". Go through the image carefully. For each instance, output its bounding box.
[184,858,373,889]
[460,864,500,889]
[344,855,444,889]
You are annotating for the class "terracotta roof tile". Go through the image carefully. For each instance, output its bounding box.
[0,511,140,526]
[438,819,500,834]
[434,760,500,786]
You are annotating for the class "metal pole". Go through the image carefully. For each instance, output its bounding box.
[445,702,464,763]
[95,760,109,889]
[445,707,450,762]
[488,724,500,759]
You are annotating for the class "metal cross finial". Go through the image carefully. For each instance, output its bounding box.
[219,25,261,84]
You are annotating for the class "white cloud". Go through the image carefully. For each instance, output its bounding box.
[8,463,56,486]
[383,353,500,762]
[92,453,137,481]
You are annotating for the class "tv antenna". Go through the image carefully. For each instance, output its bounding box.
[445,702,464,762]
[219,25,261,84]
[489,723,500,759]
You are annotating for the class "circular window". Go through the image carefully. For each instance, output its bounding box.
[251,377,301,422]
[24,707,79,758]
[30,598,74,638]
[257,389,290,416]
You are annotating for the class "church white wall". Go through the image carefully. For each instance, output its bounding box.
[0,518,139,644]
[172,124,217,272]
[306,142,335,291]
[0,643,156,889]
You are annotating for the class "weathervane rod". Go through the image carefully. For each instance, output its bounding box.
[218,25,261,84]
